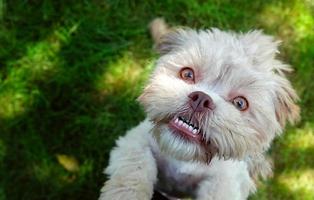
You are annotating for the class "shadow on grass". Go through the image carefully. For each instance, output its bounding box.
[0,1,149,199]
[0,0,313,200]
[0,1,81,73]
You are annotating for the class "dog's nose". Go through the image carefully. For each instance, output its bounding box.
[188,91,215,112]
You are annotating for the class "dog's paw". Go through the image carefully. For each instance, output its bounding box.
[99,187,138,200]
[99,179,152,200]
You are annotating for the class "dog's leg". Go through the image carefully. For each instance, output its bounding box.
[195,160,255,200]
[99,119,157,200]
[196,178,239,200]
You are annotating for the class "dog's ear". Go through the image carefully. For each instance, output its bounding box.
[241,31,300,126]
[149,18,169,48]
[149,18,187,55]
[273,76,300,128]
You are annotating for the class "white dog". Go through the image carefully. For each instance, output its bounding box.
[99,19,300,200]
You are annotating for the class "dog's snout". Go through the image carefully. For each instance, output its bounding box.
[188,91,215,112]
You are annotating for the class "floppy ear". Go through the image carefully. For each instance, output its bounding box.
[241,30,300,126]
[149,18,189,55]
[274,76,300,128]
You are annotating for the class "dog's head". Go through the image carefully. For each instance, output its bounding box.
[138,23,299,163]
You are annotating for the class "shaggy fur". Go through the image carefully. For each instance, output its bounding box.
[99,18,299,200]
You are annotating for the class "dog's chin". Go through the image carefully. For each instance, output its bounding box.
[152,118,208,162]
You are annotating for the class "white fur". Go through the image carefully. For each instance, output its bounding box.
[100,120,157,200]
[99,19,299,200]
[100,120,255,200]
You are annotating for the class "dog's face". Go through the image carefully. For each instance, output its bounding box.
[138,28,299,162]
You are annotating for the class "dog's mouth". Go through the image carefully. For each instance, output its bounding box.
[168,116,203,143]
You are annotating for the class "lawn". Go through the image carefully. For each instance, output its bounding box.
[0,0,313,199]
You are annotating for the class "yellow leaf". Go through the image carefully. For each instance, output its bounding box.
[56,154,79,172]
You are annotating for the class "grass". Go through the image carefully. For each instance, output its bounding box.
[0,0,313,199]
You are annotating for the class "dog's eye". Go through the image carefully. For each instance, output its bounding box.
[180,67,195,83]
[232,96,249,111]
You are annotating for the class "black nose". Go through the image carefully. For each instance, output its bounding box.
[188,91,215,112]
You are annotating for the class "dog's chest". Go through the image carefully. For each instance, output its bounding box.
[154,155,208,198]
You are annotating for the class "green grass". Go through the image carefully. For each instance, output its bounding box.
[0,0,313,199]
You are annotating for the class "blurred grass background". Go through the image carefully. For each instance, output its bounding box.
[0,0,313,199]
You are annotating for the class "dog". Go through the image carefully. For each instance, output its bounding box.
[99,18,300,200]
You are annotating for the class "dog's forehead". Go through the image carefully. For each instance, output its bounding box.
[159,31,269,85]
[184,30,248,61]
[192,33,250,71]
[160,30,255,74]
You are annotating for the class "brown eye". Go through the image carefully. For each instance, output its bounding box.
[232,96,249,111]
[179,67,195,83]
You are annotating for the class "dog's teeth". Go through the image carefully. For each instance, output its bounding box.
[189,126,193,131]
[178,120,183,126]
[184,123,188,128]
[175,118,179,124]
[192,129,197,134]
